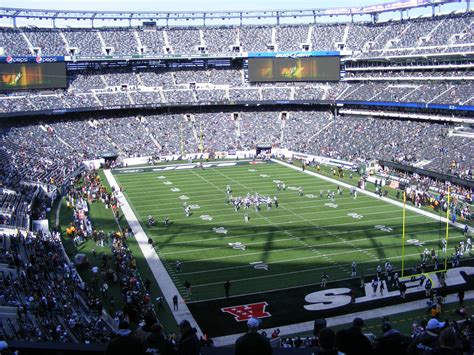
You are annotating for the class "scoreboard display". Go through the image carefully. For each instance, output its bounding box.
[0,62,67,91]
[248,56,340,82]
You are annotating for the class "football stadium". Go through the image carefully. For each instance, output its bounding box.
[0,0,473,353]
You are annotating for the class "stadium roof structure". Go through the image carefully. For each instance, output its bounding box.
[0,0,468,27]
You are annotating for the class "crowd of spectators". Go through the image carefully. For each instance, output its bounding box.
[0,65,471,114]
[1,12,471,57]
[0,110,471,191]
[273,315,473,354]
[0,229,116,344]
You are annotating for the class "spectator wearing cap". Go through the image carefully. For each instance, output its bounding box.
[336,317,373,355]
[373,322,411,355]
[177,319,200,355]
[143,323,176,355]
[235,317,272,355]
[134,312,157,344]
[407,318,447,354]
[105,320,143,355]
[314,327,338,355]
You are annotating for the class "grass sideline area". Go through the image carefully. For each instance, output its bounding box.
[290,159,473,228]
[55,170,178,332]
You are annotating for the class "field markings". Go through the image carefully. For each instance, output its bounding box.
[144,204,402,227]
[188,169,335,268]
[213,168,416,273]
[148,211,428,240]
[115,164,458,299]
[188,234,467,289]
[158,219,432,248]
[133,193,377,210]
[210,168,346,273]
[175,227,446,274]
[273,159,465,230]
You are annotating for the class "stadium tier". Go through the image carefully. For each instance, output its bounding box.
[0,2,473,354]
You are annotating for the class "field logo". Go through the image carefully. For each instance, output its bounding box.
[304,267,474,312]
[305,288,352,311]
[200,215,213,221]
[375,225,393,232]
[347,213,363,219]
[213,227,228,234]
[229,242,246,250]
[250,261,268,270]
[170,187,181,192]
[221,302,271,322]
[324,203,338,209]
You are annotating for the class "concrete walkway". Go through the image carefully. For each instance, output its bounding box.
[103,170,202,335]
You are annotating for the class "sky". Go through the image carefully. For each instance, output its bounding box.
[1,0,469,26]
[5,0,425,12]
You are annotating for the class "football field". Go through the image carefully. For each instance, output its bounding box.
[114,160,464,303]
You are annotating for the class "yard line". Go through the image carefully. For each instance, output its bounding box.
[210,168,347,272]
[189,237,469,289]
[142,204,402,226]
[158,220,432,247]
[173,227,445,271]
[149,213,425,240]
[133,193,375,210]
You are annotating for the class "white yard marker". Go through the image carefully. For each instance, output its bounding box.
[375,225,393,232]
[213,227,228,234]
[229,242,246,250]
[250,261,269,271]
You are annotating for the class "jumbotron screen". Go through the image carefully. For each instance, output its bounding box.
[0,62,67,91]
[248,57,340,82]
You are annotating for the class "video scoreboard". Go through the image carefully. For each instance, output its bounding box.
[248,52,340,82]
[0,62,67,91]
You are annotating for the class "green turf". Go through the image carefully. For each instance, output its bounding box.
[114,161,469,302]
[291,160,473,228]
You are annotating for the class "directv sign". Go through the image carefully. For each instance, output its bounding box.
[1,56,65,64]
[248,51,340,58]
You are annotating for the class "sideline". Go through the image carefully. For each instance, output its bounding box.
[211,266,474,346]
[272,159,466,230]
[103,170,202,335]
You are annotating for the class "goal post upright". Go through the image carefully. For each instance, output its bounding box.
[401,191,407,278]
[443,186,451,272]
